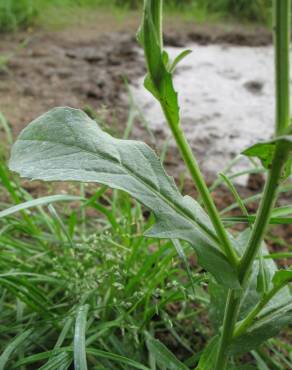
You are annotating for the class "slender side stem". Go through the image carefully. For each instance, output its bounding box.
[214,1,291,368]
[238,145,289,282]
[275,0,291,136]
[162,106,239,267]
[234,283,286,338]
[214,151,287,369]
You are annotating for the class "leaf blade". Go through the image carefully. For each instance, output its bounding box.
[9,107,239,288]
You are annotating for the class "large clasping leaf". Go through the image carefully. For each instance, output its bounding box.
[9,107,239,289]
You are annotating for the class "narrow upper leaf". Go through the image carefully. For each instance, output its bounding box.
[169,49,192,73]
[139,0,180,127]
[272,269,292,288]
[9,107,239,288]
[242,134,292,179]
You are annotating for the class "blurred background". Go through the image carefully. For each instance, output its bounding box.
[0,0,272,32]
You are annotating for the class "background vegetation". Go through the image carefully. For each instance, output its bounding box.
[0,0,272,32]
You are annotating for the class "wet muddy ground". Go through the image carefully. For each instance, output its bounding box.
[132,43,278,183]
[0,21,272,137]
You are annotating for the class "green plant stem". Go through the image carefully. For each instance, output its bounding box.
[239,0,291,282]
[275,0,291,136]
[234,283,285,338]
[151,0,163,49]
[161,105,239,267]
[214,1,291,368]
[238,145,290,282]
[146,0,239,267]
[214,290,241,370]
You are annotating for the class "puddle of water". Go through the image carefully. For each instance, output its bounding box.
[131,43,285,184]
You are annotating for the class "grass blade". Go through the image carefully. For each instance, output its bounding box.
[0,195,83,218]
[145,332,188,370]
[0,329,32,370]
[74,304,89,370]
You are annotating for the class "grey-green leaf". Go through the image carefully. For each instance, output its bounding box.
[9,107,239,288]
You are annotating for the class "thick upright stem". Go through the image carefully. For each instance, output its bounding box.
[214,1,291,368]
[142,0,239,267]
[151,0,163,49]
[239,0,291,281]
[214,291,241,370]
[275,0,291,136]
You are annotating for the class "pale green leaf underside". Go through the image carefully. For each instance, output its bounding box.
[9,107,239,288]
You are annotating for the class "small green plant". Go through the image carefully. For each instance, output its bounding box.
[3,0,292,368]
